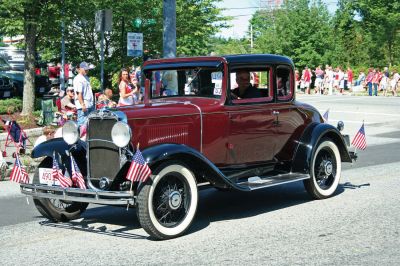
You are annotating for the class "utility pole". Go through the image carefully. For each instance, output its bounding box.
[250,24,253,52]
[60,0,65,92]
[163,0,176,58]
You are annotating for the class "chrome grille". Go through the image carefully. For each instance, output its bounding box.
[87,117,120,189]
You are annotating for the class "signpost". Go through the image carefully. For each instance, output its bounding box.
[127,32,143,57]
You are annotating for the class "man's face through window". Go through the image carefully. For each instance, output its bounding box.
[236,71,250,89]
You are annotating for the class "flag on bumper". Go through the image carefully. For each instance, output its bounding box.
[351,123,367,150]
[126,148,151,183]
[70,155,86,189]
[52,155,72,188]
[10,154,29,184]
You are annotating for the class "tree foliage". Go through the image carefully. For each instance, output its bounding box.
[211,0,400,72]
[0,0,227,111]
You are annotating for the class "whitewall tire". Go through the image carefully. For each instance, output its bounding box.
[137,162,198,240]
[304,140,342,199]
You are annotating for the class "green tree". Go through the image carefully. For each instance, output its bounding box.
[249,0,333,69]
[0,0,228,111]
[354,0,400,66]
[0,0,55,115]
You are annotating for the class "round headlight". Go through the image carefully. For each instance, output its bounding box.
[111,121,132,148]
[62,121,79,145]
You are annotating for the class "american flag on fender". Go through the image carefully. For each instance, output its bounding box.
[351,123,367,150]
[52,155,72,188]
[70,155,86,189]
[323,109,329,122]
[126,148,152,183]
[10,154,29,184]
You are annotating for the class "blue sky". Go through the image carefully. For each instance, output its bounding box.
[216,0,338,39]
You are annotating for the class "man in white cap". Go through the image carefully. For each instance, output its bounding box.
[73,61,94,127]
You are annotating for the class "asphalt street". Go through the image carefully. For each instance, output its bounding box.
[0,95,399,265]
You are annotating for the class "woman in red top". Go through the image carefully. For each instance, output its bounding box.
[117,68,136,106]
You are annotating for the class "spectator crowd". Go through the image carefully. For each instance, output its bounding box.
[295,65,399,97]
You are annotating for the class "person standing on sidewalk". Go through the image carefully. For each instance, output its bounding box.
[73,62,94,127]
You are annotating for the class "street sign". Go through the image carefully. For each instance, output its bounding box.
[127,32,143,57]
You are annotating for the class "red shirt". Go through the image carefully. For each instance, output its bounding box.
[347,70,353,82]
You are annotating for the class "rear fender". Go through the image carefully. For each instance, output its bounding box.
[291,123,352,174]
[142,144,249,191]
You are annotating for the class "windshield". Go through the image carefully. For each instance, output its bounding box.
[0,58,11,71]
[149,66,223,99]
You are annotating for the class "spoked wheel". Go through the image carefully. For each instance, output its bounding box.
[304,140,342,199]
[32,157,88,222]
[137,162,198,240]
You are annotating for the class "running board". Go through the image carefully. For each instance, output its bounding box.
[237,173,310,191]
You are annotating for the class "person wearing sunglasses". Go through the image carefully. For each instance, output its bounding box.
[60,87,77,121]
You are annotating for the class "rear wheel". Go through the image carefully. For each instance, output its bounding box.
[304,140,341,199]
[32,157,88,222]
[137,162,198,240]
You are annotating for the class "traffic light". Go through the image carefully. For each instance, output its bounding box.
[132,18,142,29]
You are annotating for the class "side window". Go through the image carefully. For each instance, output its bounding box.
[230,68,273,104]
[276,66,293,101]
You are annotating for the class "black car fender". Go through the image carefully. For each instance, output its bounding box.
[31,138,87,174]
[291,122,352,174]
[142,143,249,191]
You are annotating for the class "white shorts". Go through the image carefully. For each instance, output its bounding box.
[339,80,345,89]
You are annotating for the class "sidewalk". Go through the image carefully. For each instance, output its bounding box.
[0,180,27,198]
[0,127,43,181]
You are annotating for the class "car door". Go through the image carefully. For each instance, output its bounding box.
[226,68,275,165]
[272,65,306,161]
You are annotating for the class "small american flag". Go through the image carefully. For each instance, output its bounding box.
[70,155,86,189]
[52,155,72,188]
[351,123,367,150]
[323,109,329,122]
[126,148,151,183]
[10,154,29,184]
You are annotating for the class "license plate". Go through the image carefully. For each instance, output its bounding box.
[39,168,60,186]
[39,87,45,93]
[3,91,10,97]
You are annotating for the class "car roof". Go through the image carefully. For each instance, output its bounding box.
[143,54,294,70]
[223,54,293,66]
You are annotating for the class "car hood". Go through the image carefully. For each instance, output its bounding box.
[120,97,221,120]
[0,70,23,81]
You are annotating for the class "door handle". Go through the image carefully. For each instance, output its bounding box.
[273,110,280,115]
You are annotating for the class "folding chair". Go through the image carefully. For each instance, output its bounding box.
[1,118,32,156]
[38,98,55,126]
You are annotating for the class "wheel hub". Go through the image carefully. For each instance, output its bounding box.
[324,160,333,175]
[168,191,182,210]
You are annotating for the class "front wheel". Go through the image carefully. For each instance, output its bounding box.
[304,140,342,199]
[32,157,88,222]
[137,162,198,240]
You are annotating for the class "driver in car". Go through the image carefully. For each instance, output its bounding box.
[231,70,261,99]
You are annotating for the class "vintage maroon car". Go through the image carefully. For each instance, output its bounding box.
[21,54,356,240]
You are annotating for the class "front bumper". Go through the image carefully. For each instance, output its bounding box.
[20,183,136,206]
